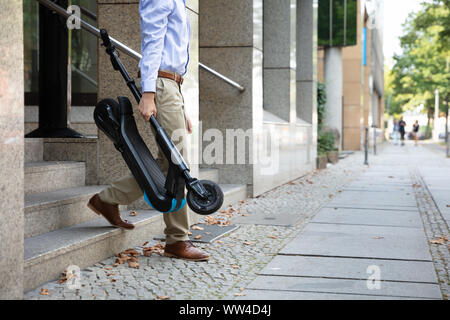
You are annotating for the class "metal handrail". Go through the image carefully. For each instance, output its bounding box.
[36,0,245,92]
[199,63,245,92]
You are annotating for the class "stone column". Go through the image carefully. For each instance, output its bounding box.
[297,0,318,125]
[96,0,199,203]
[0,0,24,299]
[324,46,343,150]
[199,0,263,196]
[263,0,296,123]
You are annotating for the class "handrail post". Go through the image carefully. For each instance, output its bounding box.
[364,127,369,166]
[373,126,377,156]
[447,132,449,158]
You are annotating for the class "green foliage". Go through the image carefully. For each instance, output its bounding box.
[317,82,327,132]
[318,131,336,155]
[316,82,336,154]
[388,1,450,117]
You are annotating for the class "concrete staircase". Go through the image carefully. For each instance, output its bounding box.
[23,138,247,292]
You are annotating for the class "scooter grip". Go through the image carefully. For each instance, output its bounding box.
[100,29,113,49]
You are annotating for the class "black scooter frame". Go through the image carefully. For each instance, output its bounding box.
[96,29,217,214]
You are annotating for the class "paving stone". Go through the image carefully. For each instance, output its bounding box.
[259,256,438,283]
[236,290,422,300]
[246,275,442,299]
[311,207,422,228]
[280,223,432,261]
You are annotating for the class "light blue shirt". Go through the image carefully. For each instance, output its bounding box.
[139,0,190,93]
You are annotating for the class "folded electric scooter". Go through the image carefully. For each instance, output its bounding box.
[94,29,223,215]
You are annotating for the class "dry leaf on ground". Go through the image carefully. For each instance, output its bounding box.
[235,292,246,297]
[243,241,253,246]
[194,235,202,240]
[129,211,137,216]
[128,261,139,269]
[430,237,449,245]
[155,295,169,300]
[57,269,76,284]
[192,225,204,231]
[269,235,277,239]
[232,265,239,269]
[40,288,49,296]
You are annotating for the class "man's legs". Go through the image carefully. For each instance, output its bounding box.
[97,77,190,244]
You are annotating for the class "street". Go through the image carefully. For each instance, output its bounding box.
[24,141,449,300]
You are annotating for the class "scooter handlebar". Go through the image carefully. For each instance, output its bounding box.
[100,29,113,50]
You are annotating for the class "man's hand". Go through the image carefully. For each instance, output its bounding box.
[139,92,157,122]
[186,114,193,134]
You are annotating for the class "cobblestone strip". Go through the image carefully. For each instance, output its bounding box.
[410,168,449,300]
[25,154,366,300]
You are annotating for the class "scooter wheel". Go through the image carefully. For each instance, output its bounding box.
[187,180,224,216]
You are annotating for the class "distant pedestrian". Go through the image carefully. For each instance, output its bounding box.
[413,120,420,146]
[393,119,400,145]
[399,118,406,146]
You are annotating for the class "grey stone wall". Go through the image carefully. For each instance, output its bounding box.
[199,0,263,195]
[0,0,25,299]
[96,0,199,198]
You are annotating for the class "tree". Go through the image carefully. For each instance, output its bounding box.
[389,0,450,138]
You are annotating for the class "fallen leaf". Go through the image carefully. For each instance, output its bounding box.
[57,269,76,284]
[187,231,193,236]
[232,265,239,269]
[329,194,334,199]
[234,292,246,297]
[113,263,119,267]
[129,211,137,216]
[40,288,49,296]
[123,249,140,256]
[374,236,384,240]
[110,279,116,283]
[192,225,204,231]
[242,214,248,217]
[155,295,169,300]
[106,273,115,277]
[105,267,112,271]
[216,240,223,244]
[269,235,277,239]
[430,237,449,245]
[243,241,253,246]
[128,261,139,269]
[142,241,149,246]
[194,235,202,240]
[239,287,244,291]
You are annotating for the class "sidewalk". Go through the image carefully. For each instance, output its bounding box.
[240,141,449,300]
[24,141,449,300]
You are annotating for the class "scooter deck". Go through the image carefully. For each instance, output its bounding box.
[94,96,185,213]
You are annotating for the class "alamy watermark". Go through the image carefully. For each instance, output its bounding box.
[66,5,81,30]
[366,265,381,290]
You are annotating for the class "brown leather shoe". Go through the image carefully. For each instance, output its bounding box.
[165,241,210,261]
[87,194,134,230]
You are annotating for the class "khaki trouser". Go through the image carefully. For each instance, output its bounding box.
[99,77,190,244]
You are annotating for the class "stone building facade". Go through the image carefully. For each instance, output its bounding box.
[0,0,318,298]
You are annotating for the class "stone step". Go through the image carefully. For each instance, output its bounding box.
[24,185,106,238]
[25,138,43,163]
[199,168,220,183]
[25,161,86,195]
[23,184,247,292]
